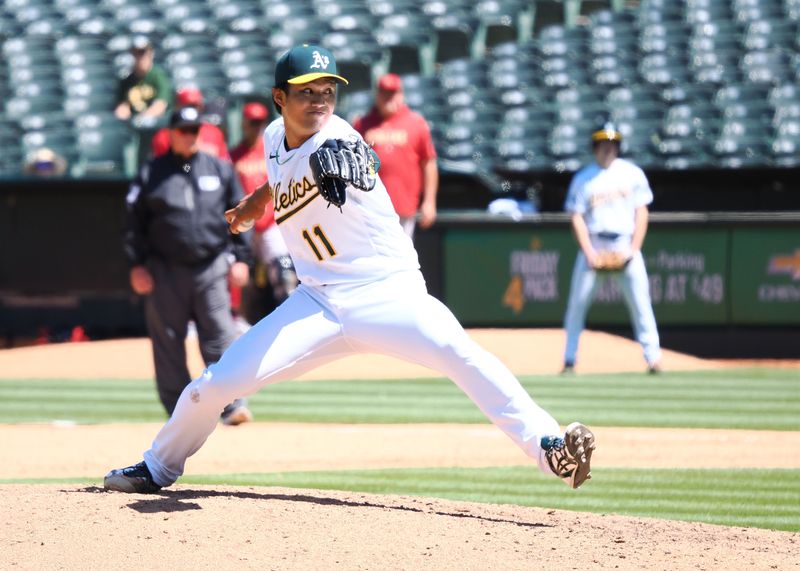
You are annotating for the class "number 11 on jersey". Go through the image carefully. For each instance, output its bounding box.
[302,225,336,260]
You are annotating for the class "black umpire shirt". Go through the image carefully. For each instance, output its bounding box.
[124,150,251,268]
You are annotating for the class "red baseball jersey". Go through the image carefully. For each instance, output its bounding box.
[353,105,437,217]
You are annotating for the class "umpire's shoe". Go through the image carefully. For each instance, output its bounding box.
[541,422,596,489]
[104,461,162,493]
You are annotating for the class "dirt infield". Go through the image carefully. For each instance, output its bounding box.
[1,330,798,569]
[3,423,800,480]
[0,328,734,380]
[3,485,797,571]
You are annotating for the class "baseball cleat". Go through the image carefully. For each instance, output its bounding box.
[104,461,162,494]
[541,422,596,489]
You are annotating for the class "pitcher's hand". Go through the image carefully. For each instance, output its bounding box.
[225,194,266,234]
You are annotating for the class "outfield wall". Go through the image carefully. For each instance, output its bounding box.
[0,179,798,355]
[415,212,800,358]
[418,212,800,327]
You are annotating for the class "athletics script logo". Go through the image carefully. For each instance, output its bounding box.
[310,51,330,70]
[273,176,319,224]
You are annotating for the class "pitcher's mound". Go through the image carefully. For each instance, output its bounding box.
[3,484,795,569]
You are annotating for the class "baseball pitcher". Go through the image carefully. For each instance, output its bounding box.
[105,45,595,494]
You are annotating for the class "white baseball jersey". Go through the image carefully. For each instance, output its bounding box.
[562,157,661,367]
[564,158,653,237]
[263,115,419,286]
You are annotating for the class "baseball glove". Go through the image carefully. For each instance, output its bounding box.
[593,250,632,271]
[309,138,379,208]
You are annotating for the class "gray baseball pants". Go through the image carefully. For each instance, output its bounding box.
[144,253,244,415]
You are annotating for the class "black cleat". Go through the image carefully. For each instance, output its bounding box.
[104,461,162,494]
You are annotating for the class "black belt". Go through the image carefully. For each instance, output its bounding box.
[593,232,621,240]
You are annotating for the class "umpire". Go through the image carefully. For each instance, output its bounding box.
[124,106,254,424]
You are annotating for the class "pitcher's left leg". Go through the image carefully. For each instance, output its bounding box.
[619,252,661,366]
[344,274,562,475]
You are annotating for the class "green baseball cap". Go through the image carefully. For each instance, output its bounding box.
[274,44,349,86]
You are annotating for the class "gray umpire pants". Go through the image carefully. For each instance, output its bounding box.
[144,253,243,416]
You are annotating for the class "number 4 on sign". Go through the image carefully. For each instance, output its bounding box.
[503,275,525,314]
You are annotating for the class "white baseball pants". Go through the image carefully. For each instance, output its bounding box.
[564,246,661,366]
[144,270,561,486]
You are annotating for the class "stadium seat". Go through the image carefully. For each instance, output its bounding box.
[607,85,662,106]
[712,118,771,164]
[640,55,692,86]
[740,49,794,84]
[473,0,527,51]
[661,83,717,104]
[655,132,712,169]
[742,19,797,51]
[3,0,800,175]
[771,116,800,166]
[495,135,551,170]
[73,128,133,176]
[426,7,476,63]
[337,89,374,123]
[768,83,800,107]
[772,102,800,128]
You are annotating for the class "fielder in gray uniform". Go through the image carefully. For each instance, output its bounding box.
[562,121,662,374]
[105,44,595,494]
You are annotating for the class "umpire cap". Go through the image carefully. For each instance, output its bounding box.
[275,44,349,86]
[591,120,623,144]
[169,106,203,129]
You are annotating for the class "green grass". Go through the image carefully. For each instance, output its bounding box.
[2,368,797,532]
[0,369,797,429]
[5,467,799,532]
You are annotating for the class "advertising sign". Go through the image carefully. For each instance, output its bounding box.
[731,229,800,324]
[444,227,729,326]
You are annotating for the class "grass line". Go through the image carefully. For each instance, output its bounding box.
[0,369,798,430]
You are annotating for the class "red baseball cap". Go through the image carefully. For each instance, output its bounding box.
[377,73,403,92]
[243,102,269,121]
[176,87,203,107]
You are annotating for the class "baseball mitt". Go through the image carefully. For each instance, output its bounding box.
[593,250,632,271]
[309,138,379,208]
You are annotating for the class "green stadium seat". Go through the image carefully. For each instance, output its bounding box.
[740,49,794,84]
[2,0,799,174]
[425,3,476,64]
[607,85,662,106]
[74,128,133,176]
[473,0,527,50]
[337,89,373,123]
[768,84,800,106]
[786,0,800,21]
[742,19,797,51]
